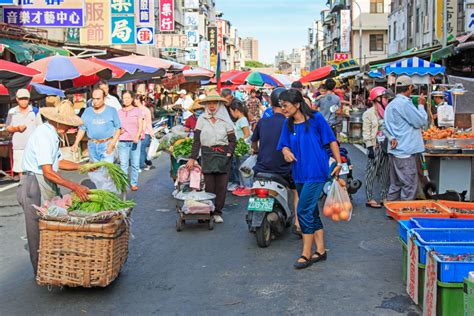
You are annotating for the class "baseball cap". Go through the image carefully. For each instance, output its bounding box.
[16,88,30,99]
[396,75,413,87]
[178,89,187,95]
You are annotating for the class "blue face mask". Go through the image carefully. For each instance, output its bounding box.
[195,109,204,117]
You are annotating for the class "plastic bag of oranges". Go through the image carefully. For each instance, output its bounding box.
[322,180,352,222]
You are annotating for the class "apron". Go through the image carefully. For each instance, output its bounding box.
[34,174,61,204]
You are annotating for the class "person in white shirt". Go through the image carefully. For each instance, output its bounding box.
[432,90,454,128]
[174,89,194,121]
[98,80,122,112]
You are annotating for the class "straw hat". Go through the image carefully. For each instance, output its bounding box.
[432,90,445,97]
[40,100,83,127]
[190,95,206,112]
[199,90,228,104]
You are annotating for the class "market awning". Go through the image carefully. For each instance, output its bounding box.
[299,65,336,83]
[431,45,457,62]
[0,38,69,64]
[385,57,445,76]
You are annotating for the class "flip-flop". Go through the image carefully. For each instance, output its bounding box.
[366,202,382,209]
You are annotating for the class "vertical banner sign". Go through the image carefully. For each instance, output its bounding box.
[80,0,111,45]
[407,237,419,305]
[3,0,85,27]
[208,26,217,68]
[159,0,174,31]
[184,0,198,9]
[340,9,351,53]
[138,0,154,25]
[111,0,135,44]
[184,12,198,28]
[199,40,210,69]
[436,0,458,42]
[423,252,438,316]
[185,47,198,62]
[216,19,223,53]
[186,29,198,45]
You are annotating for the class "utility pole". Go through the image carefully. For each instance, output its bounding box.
[441,0,448,67]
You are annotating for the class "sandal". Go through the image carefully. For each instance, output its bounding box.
[294,255,313,270]
[365,200,382,209]
[311,251,327,263]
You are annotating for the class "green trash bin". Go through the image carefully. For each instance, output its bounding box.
[399,237,407,286]
[437,281,464,316]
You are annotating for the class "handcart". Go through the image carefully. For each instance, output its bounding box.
[173,165,216,231]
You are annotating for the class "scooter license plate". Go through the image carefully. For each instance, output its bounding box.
[248,198,274,212]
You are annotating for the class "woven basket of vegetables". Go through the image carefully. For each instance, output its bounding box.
[36,217,129,287]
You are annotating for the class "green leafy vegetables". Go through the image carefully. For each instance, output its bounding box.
[172,138,193,158]
[235,139,250,158]
[69,189,135,214]
[80,161,129,192]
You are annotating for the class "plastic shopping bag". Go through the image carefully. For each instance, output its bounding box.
[322,179,352,222]
[147,136,160,161]
[239,155,257,178]
[88,167,120,194]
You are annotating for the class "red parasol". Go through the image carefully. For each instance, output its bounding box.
[299,65,336,83]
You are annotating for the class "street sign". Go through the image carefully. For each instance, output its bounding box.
[334,53,349,61]
[136,26,154,45]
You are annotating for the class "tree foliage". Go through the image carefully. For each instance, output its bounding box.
[245,60,272,68]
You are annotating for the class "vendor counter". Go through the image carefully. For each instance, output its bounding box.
[425,152,474,201]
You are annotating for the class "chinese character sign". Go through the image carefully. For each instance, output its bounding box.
[187,29,198,45]
[184,12,198,27]
[185,47,198,62]
[208,26,217,67]
[159,0,174,31]
[199,40,210,70]
[334,53,349,62]
[136,26,154,45]
[436,0,458,41]
[467,2,474,32]
[155,34,187,48]
[111,0,134,14]
[111,15,135,44]
[138,0,154,25]
[3,0,85,27]
[184,0,198,9]
[66,27,80,43]
[340,10,351,53]
[216,19,223,53]
[80,0,111,45]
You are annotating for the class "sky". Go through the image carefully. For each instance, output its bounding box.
[215,0,326,65]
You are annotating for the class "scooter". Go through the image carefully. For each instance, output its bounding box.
[152,116,170,139]
[245,173,293,248]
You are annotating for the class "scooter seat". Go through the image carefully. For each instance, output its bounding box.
[254,172,289,188]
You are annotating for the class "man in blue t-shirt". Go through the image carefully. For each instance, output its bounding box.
[72,88,121,162]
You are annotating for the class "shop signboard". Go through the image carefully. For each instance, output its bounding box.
[185,46,198,62]
[80,0,110,45]
[208,26,217,67]
[199,40,210,70]
[333,53,349,61]
[159,0,174,31]
[0,0,15,5]
[111,15,135,44]
[436,0,458,41]
[66,27,80,43]
[155,34,187,48]
[340,9,351,53]
[136,26,154,45]
[466,0,474,33]
[3,0,85,27]
[186,29,198,45]
[216,18,223,53]
[184,11,198,28]
[138,0,154,25]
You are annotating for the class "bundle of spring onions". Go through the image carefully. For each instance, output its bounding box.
[79,161,129,192]
[69,189,135,214]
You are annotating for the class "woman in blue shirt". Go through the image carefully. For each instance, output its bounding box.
[277,89,343,269]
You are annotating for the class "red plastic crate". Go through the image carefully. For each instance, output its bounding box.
[385,200,452,221]
[436,200,474,219]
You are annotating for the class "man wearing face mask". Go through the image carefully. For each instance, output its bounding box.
[384,76,427,201]
[290,81,312,107]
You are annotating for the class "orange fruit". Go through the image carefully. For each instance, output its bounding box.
[339,210,350,221]
[331,214,340,222]
[323,206,333,217]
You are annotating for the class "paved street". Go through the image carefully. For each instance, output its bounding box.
[0,146,419,315]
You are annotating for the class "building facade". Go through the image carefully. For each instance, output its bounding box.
[242,37,259,61]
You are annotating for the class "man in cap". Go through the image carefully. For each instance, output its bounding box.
[18,100,90,275]
[431,90,454,128]
[71,88,121,163]
[384,75,427,201]
[6,89,42,175]
[173,89,194,121]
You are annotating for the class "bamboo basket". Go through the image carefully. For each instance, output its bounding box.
[36,217,129,287]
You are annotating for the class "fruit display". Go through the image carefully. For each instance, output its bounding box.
[451,208,474,215]
[435,253,474,262]
[398,207,441,214]
[423,127,474,140]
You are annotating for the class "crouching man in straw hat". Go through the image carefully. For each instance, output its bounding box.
[18,99,90,276]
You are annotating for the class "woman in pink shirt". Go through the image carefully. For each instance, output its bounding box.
[118,90,144,191]
[136,93,154,171]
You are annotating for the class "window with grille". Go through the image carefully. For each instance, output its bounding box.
[370,0,384,13]
[370,34,384,51]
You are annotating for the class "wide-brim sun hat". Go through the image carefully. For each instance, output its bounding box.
[190,98,205,112]
[40,100,83,127]
[432,90,445,97]
[199,90,228,104]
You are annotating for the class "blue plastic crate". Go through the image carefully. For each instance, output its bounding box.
[428,246,474,283]
[399,220,418,244]
[413,229,474,246]
[412,218,474,229]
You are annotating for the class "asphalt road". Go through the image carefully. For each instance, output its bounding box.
[0,145,419,316]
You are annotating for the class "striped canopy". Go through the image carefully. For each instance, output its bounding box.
[385,57,445,76]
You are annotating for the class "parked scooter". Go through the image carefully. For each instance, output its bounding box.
[152,116,170,139]
[246,173,293,248]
